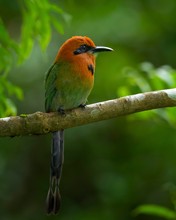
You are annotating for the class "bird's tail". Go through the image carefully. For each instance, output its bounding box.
[46,130,64,214]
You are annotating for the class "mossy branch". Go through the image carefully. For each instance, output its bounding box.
[1,88,176,137]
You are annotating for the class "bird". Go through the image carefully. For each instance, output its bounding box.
[45,36,113,214]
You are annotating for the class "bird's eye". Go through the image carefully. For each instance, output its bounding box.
[74,44,90,55]
[80,44,87,51]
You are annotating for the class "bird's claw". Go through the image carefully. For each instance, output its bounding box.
[58,108,65,115]
[79,103,86,108]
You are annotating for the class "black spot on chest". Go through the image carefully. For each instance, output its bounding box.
[88,64,94,75]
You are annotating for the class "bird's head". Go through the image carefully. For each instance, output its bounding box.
[55,36,113,63]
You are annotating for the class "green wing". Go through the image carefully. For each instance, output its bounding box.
[45,63,58,112]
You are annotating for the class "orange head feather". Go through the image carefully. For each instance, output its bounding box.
[55,36,96,62]
[55,36,97,82]
[54,36,113,80]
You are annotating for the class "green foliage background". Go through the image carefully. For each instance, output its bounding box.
[1,0,176,219]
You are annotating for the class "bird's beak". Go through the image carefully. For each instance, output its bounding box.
[89,46,113,54]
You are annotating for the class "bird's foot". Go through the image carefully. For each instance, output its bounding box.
[79,103,86,108]
[57,107,65,115]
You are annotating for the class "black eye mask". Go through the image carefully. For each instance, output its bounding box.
[73,44,93,55]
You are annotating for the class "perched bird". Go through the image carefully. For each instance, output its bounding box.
[45,36,113,214]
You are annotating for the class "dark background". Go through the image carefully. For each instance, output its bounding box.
[0,0,176,219]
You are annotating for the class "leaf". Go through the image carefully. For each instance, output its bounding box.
[50,16,64,34]
[0,0,66,116]
[118,86,130,97]
[0,77,23,116]
[49,4,63,14]
[119,63,176,125]
[4,98,17,116]
[12,86,23,100]
[0,19,11,46]
[133,204,176,219]
[0,95,17,117]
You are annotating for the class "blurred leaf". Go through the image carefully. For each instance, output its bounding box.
[0,18,12,46]
[133,204,176,219]
[0,19,18,75]
[12,86,23,100]
[50,16,64,34]
[49,3,64,14]
[0,0,67,116]
[118,62,176,125]
[0,94,17,117]
[0,77,23,117]
[4,98,17,116]
[18,0,67,62]
[118,86,129,97]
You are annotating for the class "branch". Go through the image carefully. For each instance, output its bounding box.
[1,88,176,137]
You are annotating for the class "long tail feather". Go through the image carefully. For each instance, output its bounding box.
[46,130,64,214]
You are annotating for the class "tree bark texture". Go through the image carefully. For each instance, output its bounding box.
[0,89,176,137]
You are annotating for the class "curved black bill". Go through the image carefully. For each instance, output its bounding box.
[90,46,113,53]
